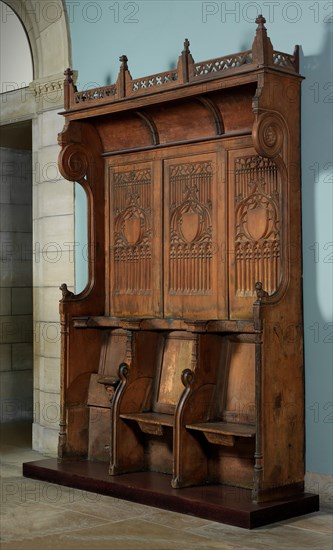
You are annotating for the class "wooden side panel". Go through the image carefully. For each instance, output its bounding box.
[228,149,283,319]
[108,160,162,317]
[257,298,304,500]
[164,152,226,319]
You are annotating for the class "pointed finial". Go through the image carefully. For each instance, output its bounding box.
[118,55,130,98]
[252,14,273,66]
[293,45,300,72]
[255,15,267,30]
[119,55,128,70]
[183,38,190,53]
[178,38,193,84]
[64,67,73,83]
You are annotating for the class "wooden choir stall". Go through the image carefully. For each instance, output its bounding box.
[24,16,319,528]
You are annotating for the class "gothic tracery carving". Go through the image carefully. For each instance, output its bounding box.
[112,168,152,294]
[234,156,281,296]
[168,161,213,295]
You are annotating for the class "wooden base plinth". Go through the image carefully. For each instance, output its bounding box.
[23,459,319,529]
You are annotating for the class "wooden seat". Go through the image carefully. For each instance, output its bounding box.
[186,421,256,446]
[110,330,200,477]
[120,412,174,435]
[169,334,257,487]
[179,334,257,450]
[86,328,128,460]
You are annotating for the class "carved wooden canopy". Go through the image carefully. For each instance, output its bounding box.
[58,15,302,325]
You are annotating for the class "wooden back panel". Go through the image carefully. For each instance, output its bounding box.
[107,146,227,320]
[152,331,195,415]
[221,339,256,425]
[228,149,283,319]
[108,159,162,317]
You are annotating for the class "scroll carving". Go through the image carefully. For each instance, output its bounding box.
[118,362,129,382]
[168,161,213,295]
[234,156,281,296]
[181,368,195,388]
[58,143,90,182]
[252,112,285,158]
[112,168,152,295]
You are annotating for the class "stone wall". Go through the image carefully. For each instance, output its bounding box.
[1,0,74,455]
[0,147,33,422]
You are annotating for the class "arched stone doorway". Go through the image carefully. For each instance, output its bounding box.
[0,0,75,454]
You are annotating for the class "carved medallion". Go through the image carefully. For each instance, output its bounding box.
[123,216,141,245]
[246,205,270,242]
[252,112,285,158]
[180,211,200,243]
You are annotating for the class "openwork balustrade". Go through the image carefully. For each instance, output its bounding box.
[64,15,299,111]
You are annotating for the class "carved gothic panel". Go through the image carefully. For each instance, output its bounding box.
[164,152,226,319]
[229,150,282,320]
[108,161,161,317]
[234,156,281,296]
[168,161,213,294]
[113,168,152,293]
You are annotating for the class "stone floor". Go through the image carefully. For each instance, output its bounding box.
[1,422,332,550]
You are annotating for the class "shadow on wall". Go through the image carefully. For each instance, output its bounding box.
[300,23,333,478]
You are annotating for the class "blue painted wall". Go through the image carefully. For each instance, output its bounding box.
[74,183,88,294]
[67,0,333,476]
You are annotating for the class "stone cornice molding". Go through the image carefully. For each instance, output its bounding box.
[29,71,78,98]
